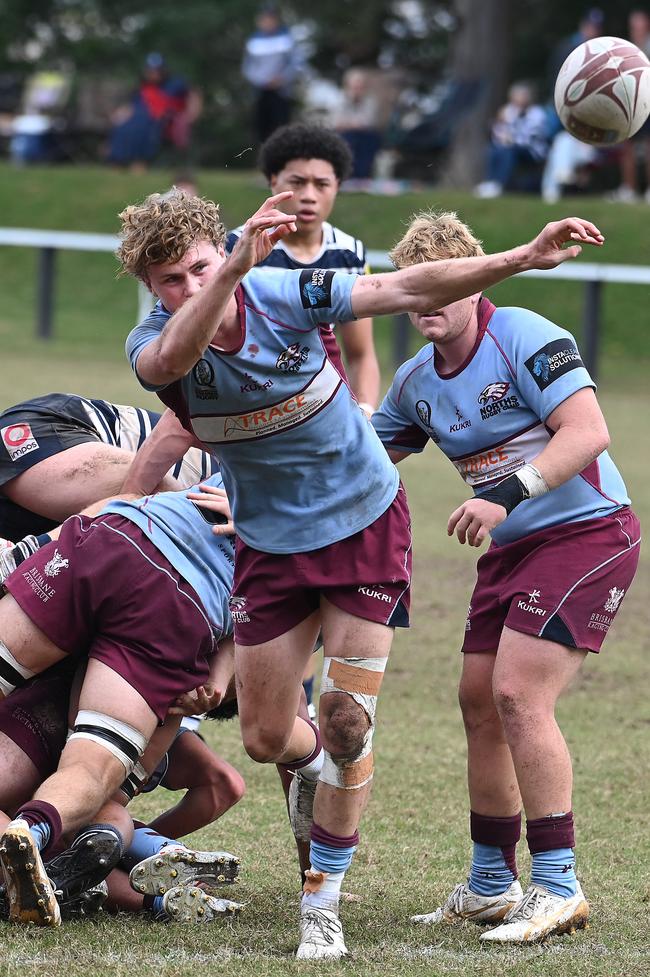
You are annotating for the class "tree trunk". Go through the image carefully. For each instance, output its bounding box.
[438,0,511,188]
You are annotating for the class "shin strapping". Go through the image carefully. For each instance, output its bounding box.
[69,710,147,776]
[0,639,35,696]
[319,656,387,790]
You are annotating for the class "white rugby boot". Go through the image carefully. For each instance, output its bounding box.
[296,905,348,959]
[410,879,523,926]
[0,819,61,926]
[480,882,589,943]
[288,771,317,842]
[129,845,240,895]
[162,883,244,922]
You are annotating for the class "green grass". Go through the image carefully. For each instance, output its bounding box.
[0,165,648,974]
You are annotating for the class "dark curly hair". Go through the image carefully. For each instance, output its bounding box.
[258,123,353,182]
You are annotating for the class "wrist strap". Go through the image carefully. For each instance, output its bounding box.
[479,464,548,515]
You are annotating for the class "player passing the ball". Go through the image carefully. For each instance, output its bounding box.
[371,209,640,944]
[119,186,604,958]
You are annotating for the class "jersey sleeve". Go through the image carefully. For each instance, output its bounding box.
[125,306,171,392]
[372,365,429,455]
[496,308,595,421]
[244,267,356,327]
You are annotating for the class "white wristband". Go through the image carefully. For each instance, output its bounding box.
[515,463,549,499]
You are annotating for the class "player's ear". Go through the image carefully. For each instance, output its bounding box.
[142,275,153,294]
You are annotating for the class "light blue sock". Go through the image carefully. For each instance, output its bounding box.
[468,843,516,897]
[27,821,50,851]
[122,826,185,871]
[531,848,577,898]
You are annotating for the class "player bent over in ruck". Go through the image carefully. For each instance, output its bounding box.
[0,475,238,926]
[119,185,604,957]
[372,210,640,943]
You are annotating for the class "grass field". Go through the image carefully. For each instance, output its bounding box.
[0,166,648,975]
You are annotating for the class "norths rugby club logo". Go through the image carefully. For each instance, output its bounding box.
[300,269,335,309]
[525,339,583,391]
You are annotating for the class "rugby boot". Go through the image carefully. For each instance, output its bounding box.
[480,882,590,943]
[129,845,240,895]
[45,825,122,904]
[0,819,60,926]
[60,881,109,918]
[296,905,349,959]
[289,770,317,842]
[162,883,244,922]
[410,879,523,925]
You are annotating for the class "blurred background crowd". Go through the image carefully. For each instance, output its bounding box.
[1,1,648,202]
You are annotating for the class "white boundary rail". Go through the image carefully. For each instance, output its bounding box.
[1,229,649,378]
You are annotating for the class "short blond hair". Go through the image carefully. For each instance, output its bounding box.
[389,210,484,269]
[117,188,226,280]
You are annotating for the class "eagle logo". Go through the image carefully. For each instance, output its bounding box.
[478,382,510,405]
[276,343,309,372]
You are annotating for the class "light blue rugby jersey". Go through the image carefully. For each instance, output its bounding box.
[372,298,629,546]
[101,474,234,637]
[126,266,399,554]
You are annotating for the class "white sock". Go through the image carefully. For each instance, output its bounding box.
[301,869,345,911]
[296,747,324,782]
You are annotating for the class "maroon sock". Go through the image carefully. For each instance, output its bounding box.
[470,810,521,879]
[14,800,63,857]
[311,822,360,848]
[526,810,575,853]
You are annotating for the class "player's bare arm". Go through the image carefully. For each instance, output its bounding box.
[338,318,380,414]
[350,218,604,319]
[448,388,610,548]
[135,193,297,387]
[121,409,198,495]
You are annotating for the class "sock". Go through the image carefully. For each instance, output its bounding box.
[527,811,577,898]
[530,848,577,898]
[302,822,359,912]
[143,893,169,921]
[14,800,63,855]
[468,811,520,896]
[10,535,45,568]
[121,825,185,872]
[281,720,323,781]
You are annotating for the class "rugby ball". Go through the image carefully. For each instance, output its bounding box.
[554,36,650,145]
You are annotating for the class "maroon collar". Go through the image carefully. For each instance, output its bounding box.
[433,296,497,379]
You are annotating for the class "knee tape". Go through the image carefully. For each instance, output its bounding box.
[69,709,147,776]
[319,656,387,790]
[0,639,35,697]
[119,762,149,802]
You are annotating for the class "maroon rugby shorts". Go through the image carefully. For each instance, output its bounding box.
[231,483,412,646]
[462,507,640,654]
[4,514,214,721]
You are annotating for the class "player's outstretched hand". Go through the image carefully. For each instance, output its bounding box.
[169,683,225,716]
[228,191,297,276]
[525,218,604,269]
[186,483,234,535]
[447,498,508,548]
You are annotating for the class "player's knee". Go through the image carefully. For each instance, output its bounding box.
[492,681,538,731]
[208,765,246,808]
[241,725,290,764]
[320,692,370,760]
[458,678,500,733]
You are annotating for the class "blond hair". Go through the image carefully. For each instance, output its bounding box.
[389,210,484,269]
[117,188,226,280]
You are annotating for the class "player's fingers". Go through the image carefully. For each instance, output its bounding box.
[212,521,235,535]
[455,511,474,544]
[564,217,604,241]
[263,190,294,208]
[555,244,582,263]
[447,505,466,535]
[472,522,490,547]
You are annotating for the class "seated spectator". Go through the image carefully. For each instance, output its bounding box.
[541,131,597,203]
[331,69,382,181]
[475,82,550,198]
[9,70,70,164]
[609,9,650,203]
[108,54,201,170]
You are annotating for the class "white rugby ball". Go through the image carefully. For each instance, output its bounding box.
[554,36,650,145]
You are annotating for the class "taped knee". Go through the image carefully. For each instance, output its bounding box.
[0,639,35,697]
[68,709,147,777]
[319,656,387,790]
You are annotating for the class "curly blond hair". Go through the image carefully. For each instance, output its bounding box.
[116,188,226,280]
[389,210,484,269]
